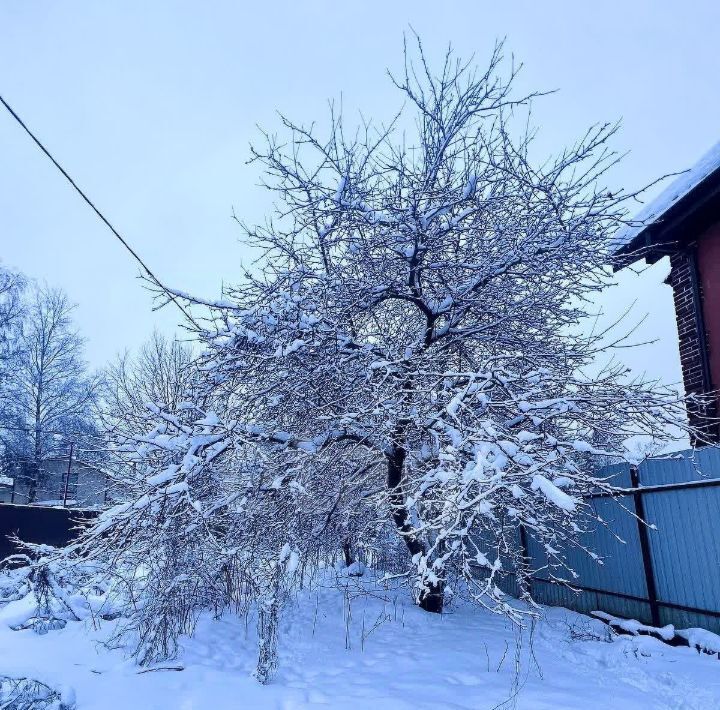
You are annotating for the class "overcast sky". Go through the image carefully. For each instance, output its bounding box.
[2,1,719,392]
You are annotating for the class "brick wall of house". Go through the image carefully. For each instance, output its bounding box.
[697,222,720,399]
[668,245,720,442]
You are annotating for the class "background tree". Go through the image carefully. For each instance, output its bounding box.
[0,265,25,472]
[0,265,24,371]
[3,285,99,502]
[99,330,195,438]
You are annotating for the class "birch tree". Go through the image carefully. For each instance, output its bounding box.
[4,286,98,501]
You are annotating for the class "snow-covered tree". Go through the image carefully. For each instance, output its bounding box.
[0,266,25,463]
[182,40,694,614]
[0,265,24,374]
[2,285,99,502]
[99,330,195,439]
[67,40,701,678]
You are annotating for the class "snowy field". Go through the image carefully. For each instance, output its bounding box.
[1,577,719,710]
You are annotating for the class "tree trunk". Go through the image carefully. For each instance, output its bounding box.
[28,392,43,504]
[254,567,282,684]
[342,539,354,567]
[26,462,39,504]
[418,582,444,613]
[28,429,42,504]
[386,443,444,613]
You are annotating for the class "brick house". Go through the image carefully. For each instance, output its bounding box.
[613,141,720,443]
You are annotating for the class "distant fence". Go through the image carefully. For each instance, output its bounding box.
[0,503,98,560]
[504,447,720,633]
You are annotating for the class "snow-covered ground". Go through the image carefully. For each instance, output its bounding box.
[1,577,719,709]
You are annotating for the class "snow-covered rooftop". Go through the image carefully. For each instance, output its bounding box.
[612,140,720,255]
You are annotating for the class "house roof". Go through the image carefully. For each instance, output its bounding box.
[612,140,720,259]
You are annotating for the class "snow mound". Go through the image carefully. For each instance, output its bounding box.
[592,610,675,641]
[676,627,720,655]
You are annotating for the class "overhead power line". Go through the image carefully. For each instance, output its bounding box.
[0,93,199,327]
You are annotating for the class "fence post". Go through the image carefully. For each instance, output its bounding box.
[518,523,533,600]
[62,442,74,508]
[630,464,661,627]
[519,524,529,562]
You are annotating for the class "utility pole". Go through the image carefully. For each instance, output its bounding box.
[62,441,74,508]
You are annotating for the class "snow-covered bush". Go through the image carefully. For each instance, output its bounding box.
[0,676,75,710]
[0,546,113,635]
[59,401,319,677]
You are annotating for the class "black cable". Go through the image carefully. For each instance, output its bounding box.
[0,94,199,328]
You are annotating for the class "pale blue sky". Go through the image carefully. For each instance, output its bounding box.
[2,1,719,392]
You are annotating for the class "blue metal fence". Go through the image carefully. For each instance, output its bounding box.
[513,447,720,633]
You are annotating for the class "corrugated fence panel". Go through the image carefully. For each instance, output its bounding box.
[527,495,646,594]
[639,450,720,633]
[515,449,720,634]
[639,447,720,485]
[578,495,647,597]
[527,471,653,621]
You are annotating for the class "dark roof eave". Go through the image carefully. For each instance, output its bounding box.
[616,167,720,267]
